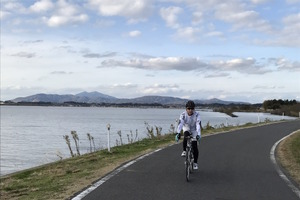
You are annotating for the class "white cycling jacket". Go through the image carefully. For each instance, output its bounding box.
[177,111,201,138]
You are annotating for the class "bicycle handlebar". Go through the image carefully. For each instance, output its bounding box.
[185,136,197,141]
[175,135,200,143]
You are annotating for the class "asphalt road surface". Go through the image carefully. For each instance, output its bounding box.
[77,120,300,200]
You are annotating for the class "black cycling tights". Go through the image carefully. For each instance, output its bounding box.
[183,131,199,163]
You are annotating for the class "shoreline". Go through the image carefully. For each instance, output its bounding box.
[1,103,298,118]
[0,119,293,178]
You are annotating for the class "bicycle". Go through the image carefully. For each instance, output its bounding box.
[185,135,197,182]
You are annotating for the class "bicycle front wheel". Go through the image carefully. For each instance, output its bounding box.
[185,158,190,181]
[190,151,194,173]
[185,148,191,181]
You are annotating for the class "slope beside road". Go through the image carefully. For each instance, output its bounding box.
[74,120,300,200]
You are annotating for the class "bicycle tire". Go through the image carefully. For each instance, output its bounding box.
[190,151,194,173]
[185,147,191,181]
[185,160,190,181]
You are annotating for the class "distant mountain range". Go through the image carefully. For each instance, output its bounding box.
[10,91,250,105]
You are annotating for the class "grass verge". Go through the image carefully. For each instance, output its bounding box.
[277,130,300,188]
[0,120,294,200]
[0,135,176,200]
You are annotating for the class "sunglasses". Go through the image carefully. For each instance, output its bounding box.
[186,107,194,110]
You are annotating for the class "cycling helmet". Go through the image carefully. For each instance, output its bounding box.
[185,100,195,109]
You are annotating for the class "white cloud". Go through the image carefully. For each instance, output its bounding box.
[30,0,54,13]
[212,57,271,74]
[192,11,204,25]
[95,19,115,27]
[2,1,27,12]
[160,6,183,29]
[280,12,300,45]
[111,83,138,89]
[160,1,273,44]
[46,14,88,28]
[253,12,300,47]
[250,0,271,4]
[286,0,300,4]
[0,0,27,20]
[253,85,283,90]
[269,58,300,71]
[99,57,208,71]
[214,3,273,33]
[204,31,224,38]
[50,71,73,75]
[0,10,10,20]
[141,84,181,95]
[1,85,47,100]
[86,0,152,23]
[11,52,36,58]
[83,52,117,58]
[99,56,275,74]
[128,30,141,37]
[205,72,230,78]
[174,27,202,42]
[282,12,300,25]
[42,0,88,27]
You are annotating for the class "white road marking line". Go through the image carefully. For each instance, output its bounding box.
[71,148,162,200]
[270,130,300,199]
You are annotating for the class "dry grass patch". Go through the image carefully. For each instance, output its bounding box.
[277,130,300,188]
[0,135,176,200]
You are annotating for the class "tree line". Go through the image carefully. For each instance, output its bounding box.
[263,99,298,110]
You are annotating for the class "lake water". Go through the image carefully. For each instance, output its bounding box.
[0,106,296,176]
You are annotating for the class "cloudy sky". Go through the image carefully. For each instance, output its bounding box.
[1,0,299,103]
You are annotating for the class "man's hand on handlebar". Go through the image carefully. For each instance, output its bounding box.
[196,135,200,143]
[175,133,181,141]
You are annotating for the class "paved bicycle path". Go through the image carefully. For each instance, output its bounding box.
[78,120,300,200]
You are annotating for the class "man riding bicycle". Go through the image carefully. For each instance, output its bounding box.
[176,100,201,170]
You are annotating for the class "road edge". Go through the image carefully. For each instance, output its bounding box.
[270,130,300,199]
[71,147,167,200]
[70,121,297,200]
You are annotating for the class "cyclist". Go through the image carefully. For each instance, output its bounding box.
[176,100,201,170]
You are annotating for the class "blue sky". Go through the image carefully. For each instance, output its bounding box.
[1,0,299,103]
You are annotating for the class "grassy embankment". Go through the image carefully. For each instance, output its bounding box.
[270,104,300,117]
[214,102,300,118]
[213,104,262,117]
[277,130,300,188]
[0,120,298,200]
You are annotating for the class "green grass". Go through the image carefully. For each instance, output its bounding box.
[0,120,292,200]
